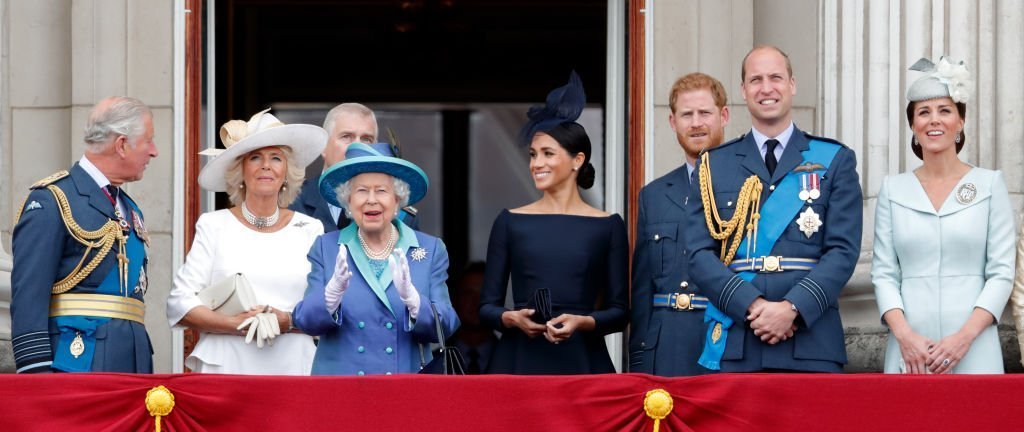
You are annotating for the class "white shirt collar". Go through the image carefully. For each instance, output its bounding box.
[78,155,112,189]
[751,122,795,155]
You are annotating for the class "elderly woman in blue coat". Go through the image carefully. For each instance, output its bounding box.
[292,143,459,375]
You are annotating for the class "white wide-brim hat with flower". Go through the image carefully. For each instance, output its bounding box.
[198,108,327,192]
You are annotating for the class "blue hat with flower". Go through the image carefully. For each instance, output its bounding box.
[518,71,587,145]
[318,142,429,208]
[906,56,972,103]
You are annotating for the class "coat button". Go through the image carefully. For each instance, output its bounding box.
[357,371,365,376]
[385,347,394,354]
[727,201,733,207]
[769,184,776,191]
[386,322,394,329]
[654,234,660,241]
[358,321,365,329]
[386,372,392,376]
[357,346,365,353]
[641,342,646,348]
[680,281,689,288]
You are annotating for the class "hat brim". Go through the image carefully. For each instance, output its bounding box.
[198,124,327,192]
[319,157,429,208]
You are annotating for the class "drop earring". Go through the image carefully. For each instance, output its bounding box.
[955,131,961,144]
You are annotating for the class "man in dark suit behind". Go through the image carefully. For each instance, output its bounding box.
[629,72,730,376]
[290,103,419,231]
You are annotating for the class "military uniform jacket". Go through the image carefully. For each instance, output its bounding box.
[293,222,459,376]
[290,176,419,232]
[685,127,862,372]
[629,165,712,376]
[11,163,152,373]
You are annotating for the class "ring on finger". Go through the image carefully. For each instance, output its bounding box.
[942,358,951,367]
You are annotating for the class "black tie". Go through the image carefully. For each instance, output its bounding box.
[764,139,780,177]
[105,185,121,203]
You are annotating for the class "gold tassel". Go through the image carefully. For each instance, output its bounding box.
[146,386,175,432]
[643,388,674,432]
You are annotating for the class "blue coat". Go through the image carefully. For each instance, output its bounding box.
[629,165,713,376]
[686,127,862,372]
[293,222,459,376]
[10,163,152,373]
[290,177,419,232]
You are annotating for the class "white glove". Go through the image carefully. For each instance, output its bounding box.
[389,249,421,320]
[236,311,281,348]
[325,245,352,313]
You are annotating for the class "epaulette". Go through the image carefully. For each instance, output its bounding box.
[402,205,418,216]
[30,170,69,189]
[708,133,746,152]
[803,132,847,148]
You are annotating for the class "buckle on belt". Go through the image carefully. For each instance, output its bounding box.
[673,293,694,310]
[761,256,783,272]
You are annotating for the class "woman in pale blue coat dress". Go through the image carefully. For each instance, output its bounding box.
[873,57,1016,374]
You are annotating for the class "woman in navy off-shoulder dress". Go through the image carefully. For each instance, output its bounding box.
[478,72,628,374]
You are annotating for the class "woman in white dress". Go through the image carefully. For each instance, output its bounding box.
[167,110,327,374]
[872,57,1016,374]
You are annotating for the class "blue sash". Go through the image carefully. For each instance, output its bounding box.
[698,140,840,370]
[53,201,146,372]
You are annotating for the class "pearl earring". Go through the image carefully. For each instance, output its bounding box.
[955,131,961,144]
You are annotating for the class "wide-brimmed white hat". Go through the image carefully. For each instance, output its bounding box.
[198,109,327,192]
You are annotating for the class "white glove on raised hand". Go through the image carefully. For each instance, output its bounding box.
[389,249,421,320]
[325,245,352,313]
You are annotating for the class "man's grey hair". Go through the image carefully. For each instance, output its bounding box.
[323,103,377,137]
[83,97,152,152]
[335,175,411,216]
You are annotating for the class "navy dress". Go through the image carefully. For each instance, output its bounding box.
[479,209,629,374]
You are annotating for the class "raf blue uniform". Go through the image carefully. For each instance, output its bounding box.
[629,164,714,376]
[686,126,862,372]
[10,163,153,373]
[291,176,419,232]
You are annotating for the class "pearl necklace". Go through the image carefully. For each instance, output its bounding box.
[358,225,397,260]
[241,201,280,230]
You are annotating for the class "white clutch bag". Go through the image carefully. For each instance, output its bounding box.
[197,272,257,316]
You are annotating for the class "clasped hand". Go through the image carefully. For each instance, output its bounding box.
[748,299,797,345]
[501,309,594,344]
[235,305,282,348]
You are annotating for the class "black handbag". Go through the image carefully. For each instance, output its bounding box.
[526,287,553,324]
[418,303,466,375]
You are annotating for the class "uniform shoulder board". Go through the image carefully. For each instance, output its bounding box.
[30,170,69,189]
[708,133,746,152]
[402,205,418,216]
[803,132,847,147]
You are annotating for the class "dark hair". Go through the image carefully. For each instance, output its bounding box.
[542,122,595,189]
[905,100,967,160]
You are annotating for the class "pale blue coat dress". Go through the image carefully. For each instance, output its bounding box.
[872,167,1016,373]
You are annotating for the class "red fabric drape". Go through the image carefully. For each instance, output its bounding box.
[1,373,1021,431]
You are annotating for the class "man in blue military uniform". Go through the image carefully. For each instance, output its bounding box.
[11,96,158,373]
[686,46,862,373]
[290,103,419,231]
[630,72,730,376]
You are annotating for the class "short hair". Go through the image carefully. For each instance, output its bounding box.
[668,72,728,113]
[83,97,152,152]
[224,146,306,208]
[323,103,378,137]
[334,176,411,216]
[741,45,794,82]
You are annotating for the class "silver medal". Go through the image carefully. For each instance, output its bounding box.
[796,207,823,238]
[955,183,977,204]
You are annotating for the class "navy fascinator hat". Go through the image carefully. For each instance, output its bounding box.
[518,71,586,145]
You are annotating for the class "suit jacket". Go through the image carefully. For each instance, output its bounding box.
[293,223,459,375]
[874,168,1015,373]
[290,177,419,232]
[629,165,713,376]
[686,126,862,372]
[10,163,152,373]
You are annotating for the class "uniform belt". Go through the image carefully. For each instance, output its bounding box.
[653,293,708,311]
[728,256,819,273]
[49,293,146,324]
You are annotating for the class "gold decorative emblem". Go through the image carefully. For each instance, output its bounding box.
[762,256,781,272]
[146,385,175,432]
[795,207,823,238]
[711,323,723,343]
[793,162,826,173]
[643,388,674,432]
[674,293,691,310]
[30,170,69,189]
[955,183,977,204]
[133,211,150,246]
[70,332,85,358]
[410,247,428,262]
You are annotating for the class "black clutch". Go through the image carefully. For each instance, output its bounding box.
[418,303,466,375]
[527,288,553,324]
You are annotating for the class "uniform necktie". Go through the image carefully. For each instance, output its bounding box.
[764,139,780,177]
[105,185,121,202]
